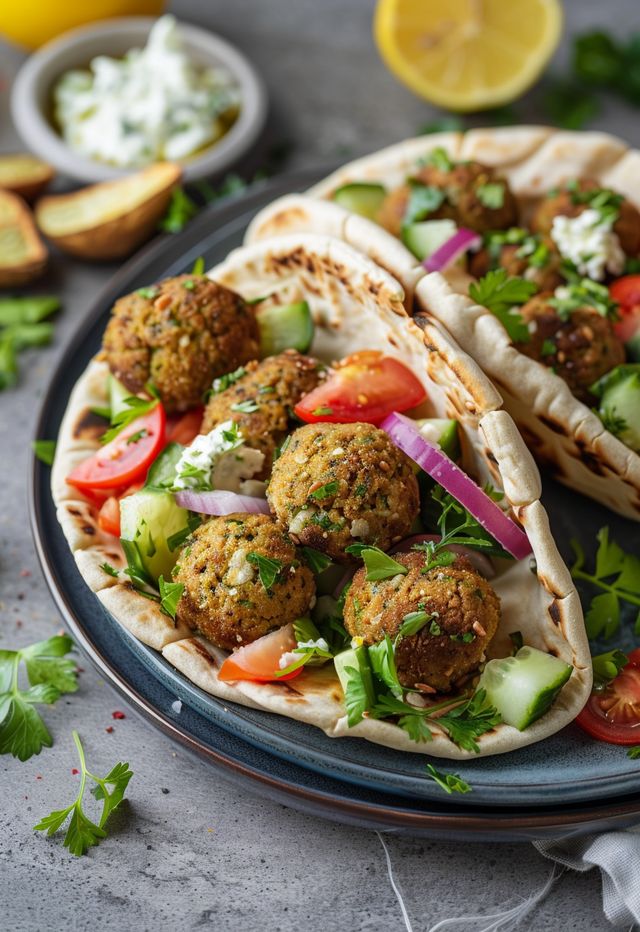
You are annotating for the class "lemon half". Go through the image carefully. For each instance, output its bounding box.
[374,0,563,112]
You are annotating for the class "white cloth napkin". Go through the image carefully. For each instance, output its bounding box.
[534,830,640,928]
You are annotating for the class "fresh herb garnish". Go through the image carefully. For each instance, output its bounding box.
[436,689,501,753]
[397,611,433,638]
[570,527,640,640]
[158,576,184,619]
[418,116,465,135]
[541,339,557,357]
[191,256,205,275]
[301,547,333,574]
[99,562,119,578]
[422,146,454,172]
[126,428,148,445]
[166,514,202,552]
[158,187,199,233]
[592,649,629,688]
[208,366,247,398]
[543,79,600,130]
[0,634,78,761]
[345,544,409,582]
[101,395,158,445]
[627,746,640,760]
[136,287,159,300]
[549,279,619,321]
[598,406,628,438]
[421,484,510,560]
[0,296,60,390]
[403,184,447,225]
[425,763,471,795]
[309,480,339,501]
[469,269,536,343]
[275,618,334,677]
[231,399,259,414]
[311,406,334,416]
[476,182,505,209]
[246,553,283,591]
[34,730,133,856]
[32,439,56,465]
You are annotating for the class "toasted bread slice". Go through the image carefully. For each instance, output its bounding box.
[35,163,182,261]
[0,153,54,201]
[0,190,47,286]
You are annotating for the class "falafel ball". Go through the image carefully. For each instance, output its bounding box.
[343,552,500,693]
[516,293,626,403]
[378,159,518,238]
[201,350,325,475]
[174,513,315,650]
[531,179,640,257]
[468,235,564,293]
[267,422,420,563]
[103,275,260,413]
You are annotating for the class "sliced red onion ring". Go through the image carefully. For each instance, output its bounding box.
[423,227,481,273]
[381,412,531,560]
[175,489,270,516]
[390,534,495,578]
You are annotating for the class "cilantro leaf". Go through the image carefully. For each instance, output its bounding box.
[425,763,471,795]
[549,279,618,321]
[585,592,620,640]
[436,690,501,753]
[422,484,511,560]
[207,366,247,398]
[22,634,79,693]
[158,576,184,620]
[570,528,640,641]
[469,269,536,343]
[34,731,133,856]
[231,399,259,414]
[246,552,283,591]
[368,636,402,693]
[476,183,505,209]
[32,439,56,465]
[100,562,119,578]
[345,544,409,582]
[403,184,446,225]
[369,693,435,743]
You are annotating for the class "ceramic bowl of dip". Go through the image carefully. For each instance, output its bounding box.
[11,16,267,184]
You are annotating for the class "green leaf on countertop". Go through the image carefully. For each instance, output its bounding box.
[0,296,60,326]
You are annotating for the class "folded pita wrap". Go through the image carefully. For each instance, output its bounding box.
[52,233,591,759]
[251,128,640,521]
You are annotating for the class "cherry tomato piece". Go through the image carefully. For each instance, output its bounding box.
[67,404,166,491]
[218,624,303,683]
[576,649,640,745]
[294,351,426,424]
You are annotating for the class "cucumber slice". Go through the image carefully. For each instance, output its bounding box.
[595,365,640,452]
[257,301,314,357]
[415,418,460,460]
[334,646,376,724]
[332,182,387,221]
[120,489,189,585]
[401,219,457,261]
[477,646,572,731]
[145,442,185,490]
[108,374,132,420]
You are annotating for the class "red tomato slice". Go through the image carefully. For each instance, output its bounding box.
[166,407,203,446]
[97,482,144,537]
[218,624,303,683]
[576,648,640,745]
[294,351,427,424]
[67,404,166,492]
[610,275,640,348]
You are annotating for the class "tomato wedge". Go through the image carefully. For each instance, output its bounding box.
[97,482,143,537]
[218,624,303,683]
[610,275,640,359]
[67,404,166,491]
[294,351,427,424]
[166,407,203,446]
[576,648,640,745]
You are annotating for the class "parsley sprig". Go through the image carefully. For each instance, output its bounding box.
[345,544,408,581]
[34,731,133,856]
[0,635,78,761]
[426,763,471,795]
[247,552,284,591]
[469,269,536,343]
[570,527,640,640]
[275,618,334,677]
[101,394,158,445]
[423,485,511,560]
[549,279,618,321]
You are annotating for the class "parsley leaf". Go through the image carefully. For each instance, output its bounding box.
[397,611,433,639]
[543,79,599,130]
[422,484,511,560]
[369,693,435,743]
[231,399,259,414]
[592,649,629,689]
[158,576,184,619]
[549,279,618,321]
[425,763,471,795]
[136,287,159,300]
[208,366,247,398]
[403,184,446,225]
[569,528,640,640]
[345,544,409,581]
[100,562,119,578]
[436,689,501,753]
[541,339,557,357]
[476,182,505,209]
[627,746,640,760]
[422,146,454,172]
[312,406,333,416]
[368,636,402,693]
[468,269,536,343]
[158,187,199,233]
[309,480,339,501]
[247,552,283,591]
[101,395,158,445]
[597,406,628,438]
[0,635,78,761]
[32,439,56,465]
[34,731,133,856]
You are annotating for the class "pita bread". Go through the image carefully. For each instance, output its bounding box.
[53,233,591,759]
[302,129,640,519]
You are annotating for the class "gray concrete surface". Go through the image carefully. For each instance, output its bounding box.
[1,1,637,929]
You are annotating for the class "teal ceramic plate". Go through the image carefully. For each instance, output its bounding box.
[31,173,640,816]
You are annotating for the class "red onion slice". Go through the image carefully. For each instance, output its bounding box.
[381,412,531,560]
[390,534,495,578]
[423,227,481,273]
[175,489,270,516]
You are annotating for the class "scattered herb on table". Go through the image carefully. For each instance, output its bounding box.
[34,730,133,856]
[0,634,78,761]
[570,527,640,640]
[0,296,61,390]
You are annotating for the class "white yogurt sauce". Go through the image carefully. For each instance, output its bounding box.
[551,208,625,281]
[173,420,265,492]
[53,15,240,169]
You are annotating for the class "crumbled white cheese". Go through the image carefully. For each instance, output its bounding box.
[225,549,255,586]
[331,447,345,455]
[173,420,264,491]
[278,651,300,670]
[53,15,240,169]
[297,637,330,652]
[551,208,625,281]
[349,518,370,538]
[289,507,316,534]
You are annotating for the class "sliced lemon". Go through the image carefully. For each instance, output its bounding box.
[374,0,562,112]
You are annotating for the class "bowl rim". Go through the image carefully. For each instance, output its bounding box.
[10,15,268,184]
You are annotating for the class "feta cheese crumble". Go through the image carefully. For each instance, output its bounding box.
[551,208,625,281]
[173,420,265,492]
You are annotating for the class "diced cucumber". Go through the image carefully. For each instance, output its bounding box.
[120,489,189,585]
[145,442,185,490]
[108,374,132,420]
[334,646,376,724]
[477,646,572,731]
[332,182,387,221]
[257,301,314,357]
[401,219,457,261]
[415,418,460,460]
[592,364,640,453]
